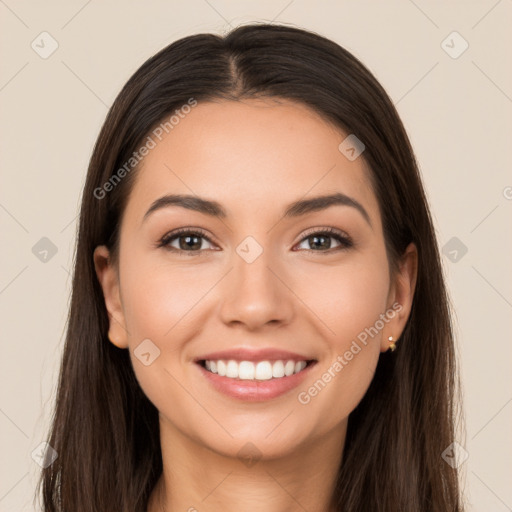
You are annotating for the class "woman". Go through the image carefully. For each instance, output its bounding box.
[38,23,464,511]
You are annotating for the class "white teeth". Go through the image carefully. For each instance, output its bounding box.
[202,359,309,380]
[226,360,238,378]
[295,361,307,373]
[217,360,226,377]
[272,360,285,378]
[255,361,273,380]
[284,360,295,376]
[238,361,255,380]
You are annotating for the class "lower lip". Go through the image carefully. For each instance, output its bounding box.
[196,362,316,402]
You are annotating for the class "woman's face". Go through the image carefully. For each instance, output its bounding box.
[95,98,416,460]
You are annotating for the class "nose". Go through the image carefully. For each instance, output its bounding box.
[218,246,295,331]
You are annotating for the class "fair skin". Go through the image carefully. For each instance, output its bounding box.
[94,98,417,512]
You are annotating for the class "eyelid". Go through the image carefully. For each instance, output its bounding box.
[157,225,354,253]
[297,226,352,243]
[158,227,217,247]
[293,226,354,252]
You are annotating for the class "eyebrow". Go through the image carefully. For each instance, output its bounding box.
[143,192,372,228]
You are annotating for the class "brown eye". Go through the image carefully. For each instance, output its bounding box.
[159,228,215,254]
[295,228,353,253]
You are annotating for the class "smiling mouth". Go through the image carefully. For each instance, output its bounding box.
[197,359,316,381]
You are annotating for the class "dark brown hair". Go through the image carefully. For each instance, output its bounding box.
[37,23,464,511]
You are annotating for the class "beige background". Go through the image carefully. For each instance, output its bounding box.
[1,1,511,510]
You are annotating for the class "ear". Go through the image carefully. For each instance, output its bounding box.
[380,242,418,352]
[93,245,129,349]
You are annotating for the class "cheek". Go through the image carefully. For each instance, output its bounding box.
[304,251,390,345]
[120,254,214,341]
[121,244,390,366]
[116,241,391,447]
[118,255,212,427]
[294,252,389,418]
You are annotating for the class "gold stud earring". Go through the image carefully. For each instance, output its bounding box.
[388,336,397,352]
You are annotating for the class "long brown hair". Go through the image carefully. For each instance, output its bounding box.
[37,23,464,511]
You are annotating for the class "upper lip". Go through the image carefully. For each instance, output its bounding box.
[194,348,315,363]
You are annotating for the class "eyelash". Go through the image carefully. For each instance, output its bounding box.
[157,226,354,256]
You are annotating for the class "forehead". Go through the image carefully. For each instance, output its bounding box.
[125,98,379,223]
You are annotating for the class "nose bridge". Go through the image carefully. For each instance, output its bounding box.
[218,234,293,329]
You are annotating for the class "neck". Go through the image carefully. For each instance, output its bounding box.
[148,416,346,512]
